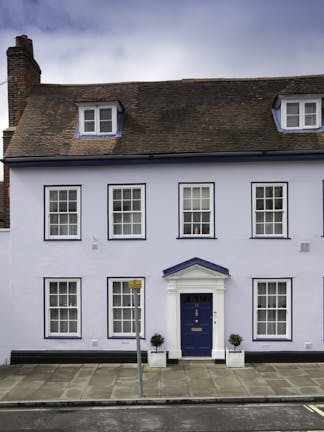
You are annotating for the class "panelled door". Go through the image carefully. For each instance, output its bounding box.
[180,293,212,356]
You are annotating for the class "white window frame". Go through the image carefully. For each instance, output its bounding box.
[44,278,81,338]
[253,278,291,340]
[179,183,214,238]
[45,186,81,240]
[79,104,118,136]
[281,98,321,130]
[108,278,145,338]
[252,182,288,238]
[108,184,146,239]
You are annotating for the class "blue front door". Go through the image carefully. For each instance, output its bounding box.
[180,293,212,357]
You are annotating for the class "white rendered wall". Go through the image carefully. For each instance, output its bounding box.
[7,160,324,355]
[0,229,10,364]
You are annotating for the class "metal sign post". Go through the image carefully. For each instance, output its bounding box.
[128,280,143,397]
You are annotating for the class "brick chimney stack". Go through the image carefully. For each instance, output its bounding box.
[1,35,41,228]
[7,34,41,127]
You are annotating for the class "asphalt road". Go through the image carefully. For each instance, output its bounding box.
[0,403,324,432]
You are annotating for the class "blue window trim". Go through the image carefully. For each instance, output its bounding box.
[250,181,289,239]
[75,111,123,139]
[43,277,82,340]
[272,107,324,133]
[252,277,293,342]
[107,276,146,340]
[107,183,147,240]
[43,184,82,241]
[178,182,216,239]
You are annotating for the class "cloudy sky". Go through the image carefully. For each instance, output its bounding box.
[1,0,324,178]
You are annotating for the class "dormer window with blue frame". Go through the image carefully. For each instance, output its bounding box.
[77,102,123,138]
[281,99,321,130]
[273,95,323,132]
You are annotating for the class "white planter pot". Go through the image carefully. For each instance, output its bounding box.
[226,348,245,368]
[147,350,167,368]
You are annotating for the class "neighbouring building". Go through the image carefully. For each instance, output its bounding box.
[0,35,324,364]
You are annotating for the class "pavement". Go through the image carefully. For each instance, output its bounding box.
[0,361,324,407]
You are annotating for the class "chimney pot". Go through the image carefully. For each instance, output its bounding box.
[15,34,34,56]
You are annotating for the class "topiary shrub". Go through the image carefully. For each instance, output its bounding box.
[228,334,243,351]
[150,333,165,352]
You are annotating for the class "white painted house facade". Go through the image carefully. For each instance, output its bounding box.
[0,35,324,364]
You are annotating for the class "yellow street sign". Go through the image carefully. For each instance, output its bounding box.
[128,280,142,289]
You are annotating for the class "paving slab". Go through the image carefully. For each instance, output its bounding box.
[0,361,323,404]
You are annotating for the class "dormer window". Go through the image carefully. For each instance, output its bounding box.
[78,103,120,136]
[281,97,322,130]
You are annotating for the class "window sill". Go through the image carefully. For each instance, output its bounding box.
[108,237,147,241]
[45,336,82,339]
[44,238,82,241]
[108,336,145,340]
[177,236,217,240]
[250,236,291,240]
[253,337,292,342]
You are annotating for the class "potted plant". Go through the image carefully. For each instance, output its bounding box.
[226,333,245,368]
[147,333,167,368]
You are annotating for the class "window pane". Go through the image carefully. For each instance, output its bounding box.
[183,199,191,210]
[50,321,58,333]
[268,296,276,308]
[113,224,122,234]
[113,321,122,333]
[256,224,264,235]
[305,115,316,126]
[100,121,112,133]
[123,321,132,333]
[257,310,266,321]
[257,296,266,308]
[277,323,286,335]
[133,200,141,211]
[100,108,112,120]
[287,116,299,128]
[267,323,276,335]
[60,321,68,333]
[287,103,299,115]
[84,110,95,120]
[133,224,141,235]
[305,102,316,114]
[274,224,282,234]
[258,283,266,294]
[69,322,77,333]
[256,187,264,198]
[69,190,77,200]
[113,189,121,200]
[256,199,264,210]
[257,323,266,334]
[268,282,276,294]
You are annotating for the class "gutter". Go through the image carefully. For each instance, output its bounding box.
[4,149,324,167]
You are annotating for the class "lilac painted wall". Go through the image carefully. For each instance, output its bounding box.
[5,160,324,360]
[0,229,10,364]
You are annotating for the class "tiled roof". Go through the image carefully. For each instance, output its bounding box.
[5,74,324,160]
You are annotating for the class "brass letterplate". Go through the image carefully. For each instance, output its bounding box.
[191,327,202,332]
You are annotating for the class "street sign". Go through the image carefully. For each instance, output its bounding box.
[128,280,142,289]
[127,278,143,397]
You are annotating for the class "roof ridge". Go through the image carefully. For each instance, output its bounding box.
[32,73,324,88]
